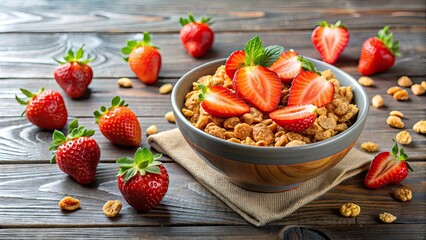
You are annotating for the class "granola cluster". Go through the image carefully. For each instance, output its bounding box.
[182,66,359,147]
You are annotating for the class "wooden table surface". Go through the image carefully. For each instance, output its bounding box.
[0,0,425,239]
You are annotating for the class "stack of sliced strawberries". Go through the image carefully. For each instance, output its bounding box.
[199,36,334,133]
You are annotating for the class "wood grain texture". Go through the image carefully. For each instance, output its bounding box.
[0,30,425,79]
[0,162,424,227]
[0,0,424,33]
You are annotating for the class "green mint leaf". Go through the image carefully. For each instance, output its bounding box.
[298,56,321,75]
[256,45,284,67]
[146,165,161,174]
[244,36,263,66]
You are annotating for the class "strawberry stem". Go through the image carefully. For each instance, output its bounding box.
[377,26,400,57]
[93,96,129,124]
[179,13,213,26]
[121,32,158,62]
[54,45,94,65]
[15,87,45,117]
[197,84,208,102]
[390,139,411,171]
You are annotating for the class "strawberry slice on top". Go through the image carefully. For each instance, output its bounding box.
[268,51,319,84]
[198,84,249,118]
[269,104,317,133]
[287,71,334,107]
[225,50,246,79]
[231,36,284,112]
[311,20,349,64]
[364,141,413,189]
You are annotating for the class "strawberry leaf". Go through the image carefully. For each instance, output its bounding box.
[135,147,153,165]
[116,166,131,177]
[15,95,27,105]
[391,140,398,157]
[121,47,132,55]
[146,165,161,174]
[117,157,134,164]
[123,168,137,183]
[298,56,321,75]
[153,153,162,160]
[116,147,164,181]
[377,26,400,57]
[127,40,137,47]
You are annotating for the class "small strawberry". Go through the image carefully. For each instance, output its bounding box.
[179,13,214,58]
[122,32,161,84]
[94,96,141,147]
[269,104,317,133]
[364,141,413,189]
[231,36,284,112]
[311,20,349,64]
[358,26,400,76]
[117,147,169,212]
[268,51,318,83]
[49,119,100,184]
[225,50,246,79]
[54,45,94,98]
[197,84,250,117]
[15,87,68,130]
[287,71,334,108]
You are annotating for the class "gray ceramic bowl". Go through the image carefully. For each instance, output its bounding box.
[172,58,369,192]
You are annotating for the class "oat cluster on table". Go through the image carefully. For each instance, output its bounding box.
[182,67,359,147]
[394,188,412,202]
[103,200,122,218]
[339,203,361,217]
[59,196,80,211]
[379,212,397,223]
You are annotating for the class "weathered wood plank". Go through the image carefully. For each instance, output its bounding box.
[0,163,424,227]
[0,0,424,33]
[0,31,424,79]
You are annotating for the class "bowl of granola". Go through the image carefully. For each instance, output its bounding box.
[172,49,368,192]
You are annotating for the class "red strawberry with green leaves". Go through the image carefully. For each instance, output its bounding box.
[197,84,249,117]
[94,96,141,147]
[49,119,100,184]
[288,71,334,107]
[15,87,68,130]
[117,147,169,212]
[311,20,349,64]
[122,32,161,84]
[364,141,413,189]
[268,51,319,83]
[179,13,214,58]
[54,45,94,98]
[230,36,284,112]
[358,26,400,76]
[269,104,317,133]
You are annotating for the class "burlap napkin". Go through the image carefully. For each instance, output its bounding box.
[148,128,371,226]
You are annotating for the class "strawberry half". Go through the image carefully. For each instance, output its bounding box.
[269,104,317,133]
[231,36,284,112]
[288,71,334,107]
[225,50,246,79]
[268,51,319,84]
[311,20,349,64]
[198,84,249,118]
[364,141,413,189]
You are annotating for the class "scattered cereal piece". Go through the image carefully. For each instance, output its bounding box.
[286,140,306,147]
[371,95,384,108]
[146,125,158,135]
[394,188,412,202]
[421,81,426,89]
[159,83,173,94]
[117,78,132,88]
[396,130,412,145]
[393,89,409,101]
[386,116,404,129]
[103,200,122,218]
[165,111,175,123]
[413,120,426,134]
[340,203,361,217]
[379,212,397,223]
[358,76,375,87]
[59,196,80,211]
[387,86,402,95]
[411,84,425,96]
[397,76,413,87]
[361,142,379,153]
[389,110,404,118]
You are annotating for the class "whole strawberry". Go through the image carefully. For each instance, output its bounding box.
[49,119,100,184]
[179,13,214,58]
[94,96,141,147]
[122,32,161,85]
[358,26,400,76]
[15,87,68,130]
[117,147,169,212]
[364,141,413,189]
[54,45,94,98]
[311,20,349,64]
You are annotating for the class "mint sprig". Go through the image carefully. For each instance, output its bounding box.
[116,147,163,183]
[243,36,284,68]
[298,56,321,75]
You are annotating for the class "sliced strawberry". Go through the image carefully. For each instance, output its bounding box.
[198,85,249,118]
[288,71,334,107]
[364,142,412,189]
[268,51,301,83]
[233,66,282,112]
[269,104,316,133]
[311,20,349,64]
[225,50,246,79]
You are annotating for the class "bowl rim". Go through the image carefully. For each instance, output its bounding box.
[172,57,369,156]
